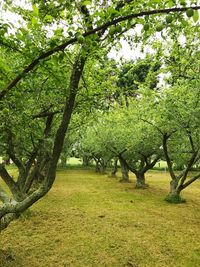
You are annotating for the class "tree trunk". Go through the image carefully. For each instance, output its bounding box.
[135,172,148,189]
[170,179,178,195]
[99,158,107,174]
[119,158,129,182]
[0,51,87,231]
[165,179,185,203]
[111,159,118,177]
[82,155,90,167]
[162,133,186,203]
[95,159,101,173]
[60,156,67,167]
[100,162,106,174]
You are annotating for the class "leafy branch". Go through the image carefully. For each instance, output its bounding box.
[1,5,200,99]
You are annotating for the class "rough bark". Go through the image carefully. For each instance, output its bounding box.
[119,157,129,182]
[135,172,148,189]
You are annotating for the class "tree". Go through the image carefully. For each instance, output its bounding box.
[116,55,161,106]
[80,125,113,174]
[138,21,200,202]
[161,83,200,203]
[82,104,162,186]
[0,0,200,229]
[141,78,200,202]
[0,1,92,230]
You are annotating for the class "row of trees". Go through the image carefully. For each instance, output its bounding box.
[80,79,200,203]
[0,0,200,231]
[65,26,200,203]
[80,26,200,201]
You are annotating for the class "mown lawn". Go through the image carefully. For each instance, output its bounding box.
[0,169,200,267]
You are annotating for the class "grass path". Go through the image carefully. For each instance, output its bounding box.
[1,169,200,267]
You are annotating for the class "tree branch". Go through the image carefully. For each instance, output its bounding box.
[143,155,160,172]
[162,133,177,181]
[180,172,200,191]
[1,5,200,99]
[178,150,198,189]
[140,118,164,135]
[6,131,26,179]
[0,164,17,197]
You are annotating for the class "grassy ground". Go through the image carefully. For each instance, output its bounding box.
[0,169,200,267]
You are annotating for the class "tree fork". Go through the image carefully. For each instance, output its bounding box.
[0,49,87,231]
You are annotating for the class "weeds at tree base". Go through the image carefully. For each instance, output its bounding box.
[164,194,186,204]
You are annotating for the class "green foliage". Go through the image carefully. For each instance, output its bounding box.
[80,98,162,178]
[115,24,122,33]
[143,23,150,31]
[186,8,194,18]
[156,23,164,32]
[166,14,173,24]
[77,35,85,44]
[117,56,161,103]
[193,10,199,22]
[2,108,9,115]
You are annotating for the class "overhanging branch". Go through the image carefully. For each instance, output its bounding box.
[0,6,200,99]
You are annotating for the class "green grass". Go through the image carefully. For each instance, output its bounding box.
[0,170,200,267]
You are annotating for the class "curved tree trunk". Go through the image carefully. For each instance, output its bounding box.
[170,179,179,195]
[0,51,87,232]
